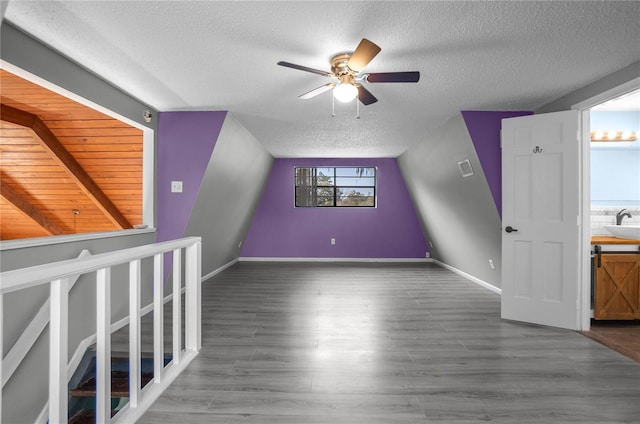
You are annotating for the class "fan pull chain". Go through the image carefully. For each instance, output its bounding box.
[356,95,360,119]
[331,94,335,117]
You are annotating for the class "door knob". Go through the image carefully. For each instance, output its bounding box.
[505,226,518,233]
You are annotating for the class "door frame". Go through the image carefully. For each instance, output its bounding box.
[572,76,640,331]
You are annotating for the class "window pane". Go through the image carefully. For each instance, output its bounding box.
[335,167,375,177]
[295,167,334,186]
[295,185,315,207]
[315,196,334,207]
[315,170,334,186]
[316,187,335,198]
[335,176,375,187]
[338,187,374,196]
[337,196,375,207]
[316,167,334,177]
[337,187,375,207]
[295,168,313,186]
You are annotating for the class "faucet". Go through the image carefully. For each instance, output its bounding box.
[616,209,632,225]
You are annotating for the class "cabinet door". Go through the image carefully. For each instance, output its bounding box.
[594,254,640,320]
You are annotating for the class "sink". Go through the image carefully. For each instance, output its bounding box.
[603,225,640,240]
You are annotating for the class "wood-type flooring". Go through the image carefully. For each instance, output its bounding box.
[583,320,640,364]
[139,262,640,423]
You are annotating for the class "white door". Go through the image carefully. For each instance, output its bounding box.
[501,110,580,330]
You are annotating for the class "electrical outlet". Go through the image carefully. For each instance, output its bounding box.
[331,238,336,245]
[488,259,495,269]
[425,252,431,258]
[171,180,183,193]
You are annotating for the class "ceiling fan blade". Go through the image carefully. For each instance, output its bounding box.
[357,85,378,105]
[366,71,420,83]
[299,83,336,99]
[277,61,333,77]
[347,38,381,73]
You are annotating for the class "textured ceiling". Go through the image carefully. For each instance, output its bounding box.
[3,1,640,157]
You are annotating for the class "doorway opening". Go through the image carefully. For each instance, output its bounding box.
[574,78,640,332]
[580,89,640,361]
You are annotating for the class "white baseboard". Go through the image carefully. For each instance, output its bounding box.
[432,259,502,295]
[239,257,432,263]
[201,258,239,282]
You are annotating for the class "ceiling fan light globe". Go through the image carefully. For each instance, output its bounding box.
[333,82,358,103]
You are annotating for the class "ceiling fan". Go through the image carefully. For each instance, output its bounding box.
[277,38,420,105]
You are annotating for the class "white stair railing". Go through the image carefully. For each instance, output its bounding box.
[0,237,202,424]
[2,249,92,390]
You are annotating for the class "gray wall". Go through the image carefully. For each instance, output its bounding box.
[0,22,158,131]
[184,113,273,278]
[1,2,8,22]
[1,231,156,424]
[1,20,161,424]
[398,62,640,291]
[398,114,502,288]
[536,61,640,113]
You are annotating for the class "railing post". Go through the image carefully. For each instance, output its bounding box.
[129,260,141,408]
[185,241,202,351]
[96,267,112,424]
[49,278,69,424]
[172,249,182,364]
[153,254,164,383]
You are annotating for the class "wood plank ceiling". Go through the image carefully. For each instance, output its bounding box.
[0,69,143,240]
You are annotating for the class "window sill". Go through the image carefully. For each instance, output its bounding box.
[0,228,157,252]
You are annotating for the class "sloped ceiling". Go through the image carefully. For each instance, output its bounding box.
[0,70,143,240]
[3,1,639,158]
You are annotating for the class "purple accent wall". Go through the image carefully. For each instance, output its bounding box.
[241,158,428,258]
[461,111,532,217]
[156,111,227,244]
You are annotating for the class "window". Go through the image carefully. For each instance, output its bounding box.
[295,167,376,207]
[0,68,153,243]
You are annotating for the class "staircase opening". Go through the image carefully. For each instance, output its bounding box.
[67,349,172,424]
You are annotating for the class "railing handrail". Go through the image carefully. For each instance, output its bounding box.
[0,237,201,294]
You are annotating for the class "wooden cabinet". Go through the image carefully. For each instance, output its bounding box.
[594,253,640,320]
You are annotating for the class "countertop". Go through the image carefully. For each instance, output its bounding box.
[592,236,640,245]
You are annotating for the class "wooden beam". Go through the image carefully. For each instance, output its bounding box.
[1,104,132,229]
[0,182,65,235]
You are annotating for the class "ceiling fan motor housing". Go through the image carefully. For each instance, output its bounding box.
[331,53,354,76]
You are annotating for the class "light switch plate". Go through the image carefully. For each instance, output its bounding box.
[171,181,183,193]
